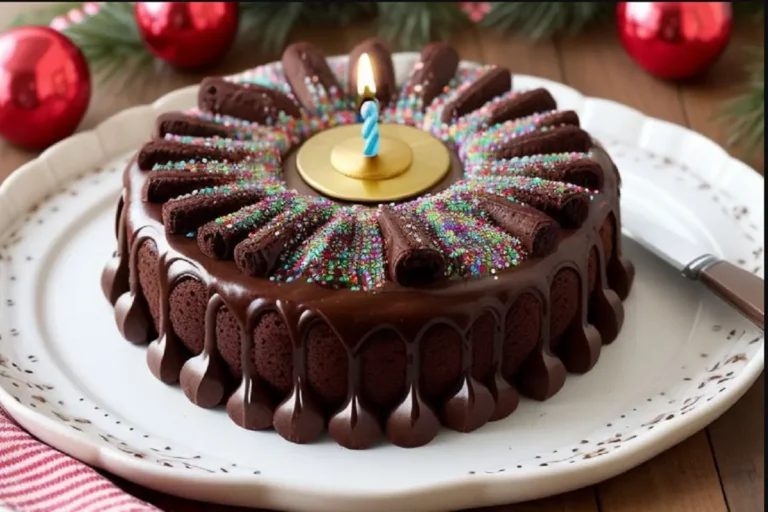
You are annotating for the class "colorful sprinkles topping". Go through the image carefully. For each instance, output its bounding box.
[150,57,604,291]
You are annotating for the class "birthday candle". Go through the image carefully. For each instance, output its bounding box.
[356,53,379,158]
[361,100,379,157]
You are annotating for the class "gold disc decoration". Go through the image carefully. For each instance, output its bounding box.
[296,123,451,203]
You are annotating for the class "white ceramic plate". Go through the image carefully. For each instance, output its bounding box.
[0,53,764,512]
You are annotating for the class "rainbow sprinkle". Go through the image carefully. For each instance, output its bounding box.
[149,55,607,291]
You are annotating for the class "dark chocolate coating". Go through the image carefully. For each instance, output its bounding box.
[103,43,636,450]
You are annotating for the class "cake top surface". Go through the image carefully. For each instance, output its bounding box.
[134,39,611,292]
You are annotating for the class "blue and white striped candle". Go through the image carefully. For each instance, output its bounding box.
[361,100,379,158]
[356,53,379,158]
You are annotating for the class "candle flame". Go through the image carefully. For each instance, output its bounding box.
[356,53,377,96]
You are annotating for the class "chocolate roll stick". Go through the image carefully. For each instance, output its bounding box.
[198,77,302,123]
[348,38,397,107]
[478,193,560,257]
[378,206,447,286]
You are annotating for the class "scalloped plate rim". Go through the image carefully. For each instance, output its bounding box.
[0,52,764,511]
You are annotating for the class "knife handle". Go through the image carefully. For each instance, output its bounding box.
[699,260,764,331]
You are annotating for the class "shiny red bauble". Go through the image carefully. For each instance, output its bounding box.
[617,2,732,80]
[135,2,239,68]
[0,26,91,150]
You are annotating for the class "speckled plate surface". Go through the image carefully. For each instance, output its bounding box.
[0,53,764,512]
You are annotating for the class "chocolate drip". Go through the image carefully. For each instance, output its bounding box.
[348,38,397,106]
[441,67,512,122]
[487,88,558,126]
[114,230,158,345]
[197,199,286,260]
[503,185,590,230]
[146,254,195,384]
[198,77,302,123]
[378,206,447,286]
[143,171,238,203]
[478,194,560,257]
[101,197,130,305]
[154,112,233,140]
[493,125,593,160]
[226,300,276,431]
[162,187,265,235]
[441,318,496,433]
[273,306,325,444]
[487,314,519,421]
[137,139,252,171]
[515,286,567,401]
[328,329,382,448]
[282,42,344,111]
[179,294,230,408]
[385,334,441,448]
[405,42,460,111]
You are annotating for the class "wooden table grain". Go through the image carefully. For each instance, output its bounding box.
[0,5,763,512]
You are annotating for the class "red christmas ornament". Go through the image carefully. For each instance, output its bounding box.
[135,2,239,68]
[617,2,731,80]
[0,26,91,150]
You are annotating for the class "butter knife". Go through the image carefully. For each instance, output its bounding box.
[621,208,764,330]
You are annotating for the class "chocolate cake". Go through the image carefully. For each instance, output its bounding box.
[102,39,635,450]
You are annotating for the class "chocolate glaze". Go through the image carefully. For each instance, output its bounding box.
[103,133,635,449]
[103,45,637,449]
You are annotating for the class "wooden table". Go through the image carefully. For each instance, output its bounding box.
[0,4,763,511]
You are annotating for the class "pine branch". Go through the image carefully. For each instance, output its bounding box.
[377,2,466,50]
[8,2,82,27]
[61,3,152,84]
[717,48,764,159]
[480,2,612,40]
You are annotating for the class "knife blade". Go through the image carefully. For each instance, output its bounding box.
[621,207,764,330]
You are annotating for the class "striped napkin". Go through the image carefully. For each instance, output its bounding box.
[0,407,157,512]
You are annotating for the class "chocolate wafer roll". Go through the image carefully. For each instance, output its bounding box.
[198,77,302,123]
[403,42,460,111]
[348,38,397,106]
[441,66,512,122]
[161,184,266,234]
[234,200,333,277]
[487,88,558,126]
[197,194,292,260]
[142,171,238,203]
[493,125,593,160]
[154,112,233,140]
[378,206,447,286]
[478,194,560,257]
[137,139,253,170]
[282,42,344,112]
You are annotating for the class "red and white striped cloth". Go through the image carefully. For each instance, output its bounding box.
[0,407,157,512]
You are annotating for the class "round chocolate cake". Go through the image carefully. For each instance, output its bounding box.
[102,39,635,450]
